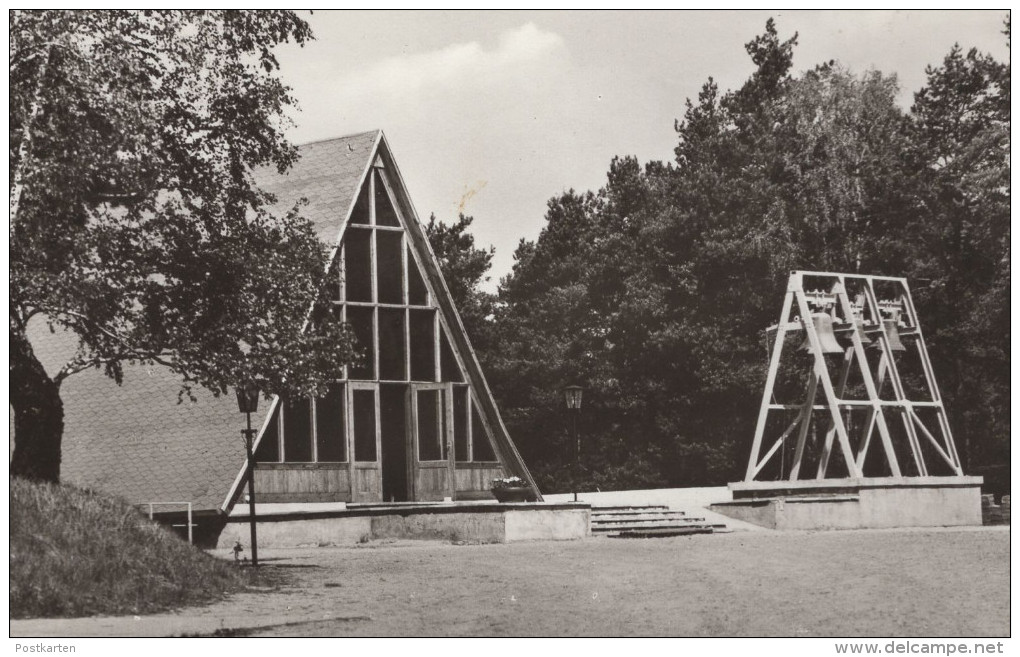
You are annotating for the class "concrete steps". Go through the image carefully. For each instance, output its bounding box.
[590,504,725,538]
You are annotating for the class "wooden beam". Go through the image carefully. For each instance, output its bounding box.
[745,286,795,481]
[752,413,803,479]
[862,280,927,475]
[833,279,901,478]
[795,285,860,479]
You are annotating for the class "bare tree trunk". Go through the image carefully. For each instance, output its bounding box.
[10,324,63,482]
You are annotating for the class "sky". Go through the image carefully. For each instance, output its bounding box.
[271,10,1009,290]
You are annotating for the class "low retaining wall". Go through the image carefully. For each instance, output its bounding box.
[216,502,590,548]
[710,477,983,530]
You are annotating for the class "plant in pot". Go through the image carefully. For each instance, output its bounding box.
[491,476,535,503]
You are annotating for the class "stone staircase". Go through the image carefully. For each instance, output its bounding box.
[590,504,726,538]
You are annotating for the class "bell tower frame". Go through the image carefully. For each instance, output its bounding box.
[744,271,963,483]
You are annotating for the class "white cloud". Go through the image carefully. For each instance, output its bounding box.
[338,23,568,100]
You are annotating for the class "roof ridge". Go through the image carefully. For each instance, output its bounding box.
[294,129,381,148]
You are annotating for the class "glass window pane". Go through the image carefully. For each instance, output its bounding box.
[472,399,496,461]
[378,308,406,381]
[344,228,372,302]
[407,245,428,305]
[377,230,403,304]
[254,406,280,462]
[350,179,370,224]
[454,386,469,462]
[352,389,377,462]
[417,389,442,461]
[326,258,342,302]
[374,170,400,227]
[440,327,463,383]
[346,306,375,380]
[283,397,312,462]
[409,309,436,381]
[315,384,345,462]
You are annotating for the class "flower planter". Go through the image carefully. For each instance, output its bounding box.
[491,486,534,503]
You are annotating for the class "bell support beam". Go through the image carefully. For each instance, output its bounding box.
[814,345,854,479]
[862,280,928,476]
[751,412,804,479]
[744,271,962,483]
[744,284,795,482]
[833,278,901,478]
[794,281,861,479]
[900,288,963,474]
[788,371,820,480]
[855,353,888,472]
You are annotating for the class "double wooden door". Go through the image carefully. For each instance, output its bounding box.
[347,382,455,503]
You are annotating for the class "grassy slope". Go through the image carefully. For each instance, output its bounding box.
[10,477,247,619]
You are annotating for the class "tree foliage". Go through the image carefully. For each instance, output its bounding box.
[466,18,1010,493]
[10,10,356,481]
[423,213,496,353]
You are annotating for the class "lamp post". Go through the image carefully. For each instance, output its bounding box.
[564,385,583,503]
[236,381,260,567]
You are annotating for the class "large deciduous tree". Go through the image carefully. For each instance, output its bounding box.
[10,10,356,482]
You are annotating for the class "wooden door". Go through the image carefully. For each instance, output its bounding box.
[348,383,382,503]
[410,383,455,501]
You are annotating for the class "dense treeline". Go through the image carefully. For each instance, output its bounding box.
[429,19,1009,493]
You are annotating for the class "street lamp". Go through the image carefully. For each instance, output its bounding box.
[563,385,583,502]
[235,381,260,567]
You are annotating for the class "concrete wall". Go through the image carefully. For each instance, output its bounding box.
[505,508,591,542]
[858,485,981,528]
[216,505,589,548]
[218,515,371,549]
[711,478,983,530]
[370,512,506,543]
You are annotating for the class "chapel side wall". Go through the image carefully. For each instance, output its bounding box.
[454,463,505,499]
[254,464,351,503]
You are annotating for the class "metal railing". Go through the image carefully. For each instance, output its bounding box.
[139,502,194,544]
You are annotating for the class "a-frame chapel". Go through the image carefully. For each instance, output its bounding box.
[29,130,541,535]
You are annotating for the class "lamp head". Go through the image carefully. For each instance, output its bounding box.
[564,385,583,410]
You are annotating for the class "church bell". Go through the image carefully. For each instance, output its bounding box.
[836,316,872,348]
[799,313,845,354]
[871,308,907,352]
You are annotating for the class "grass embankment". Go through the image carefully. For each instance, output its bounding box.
[11,477,254,618]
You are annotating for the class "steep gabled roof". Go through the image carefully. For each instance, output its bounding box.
[254,130,381,244]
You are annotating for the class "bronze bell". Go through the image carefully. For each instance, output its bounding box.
[870,309,907,352]
[799,313,845,354]
[836,316,872,348]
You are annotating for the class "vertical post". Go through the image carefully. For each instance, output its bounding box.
[745,282,795,481]
[244,410,259,567]
[187,503,193,545]
[572,409,579,503]
[148,503,153,520]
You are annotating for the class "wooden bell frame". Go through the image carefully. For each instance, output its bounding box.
[744,271,963,482]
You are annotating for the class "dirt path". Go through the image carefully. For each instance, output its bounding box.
[10,527,1009,637]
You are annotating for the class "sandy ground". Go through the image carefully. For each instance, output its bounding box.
[11,526,1008,638]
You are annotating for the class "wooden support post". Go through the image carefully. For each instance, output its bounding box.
[744,285,795,481]
[855,355,888,473]
[753,414,804,479]
[795,285,860,479]
[833,280,901,478]
[815,346,854,479]
[862,281,926,476]
[789,372,819,480]
[901,287,963,474]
